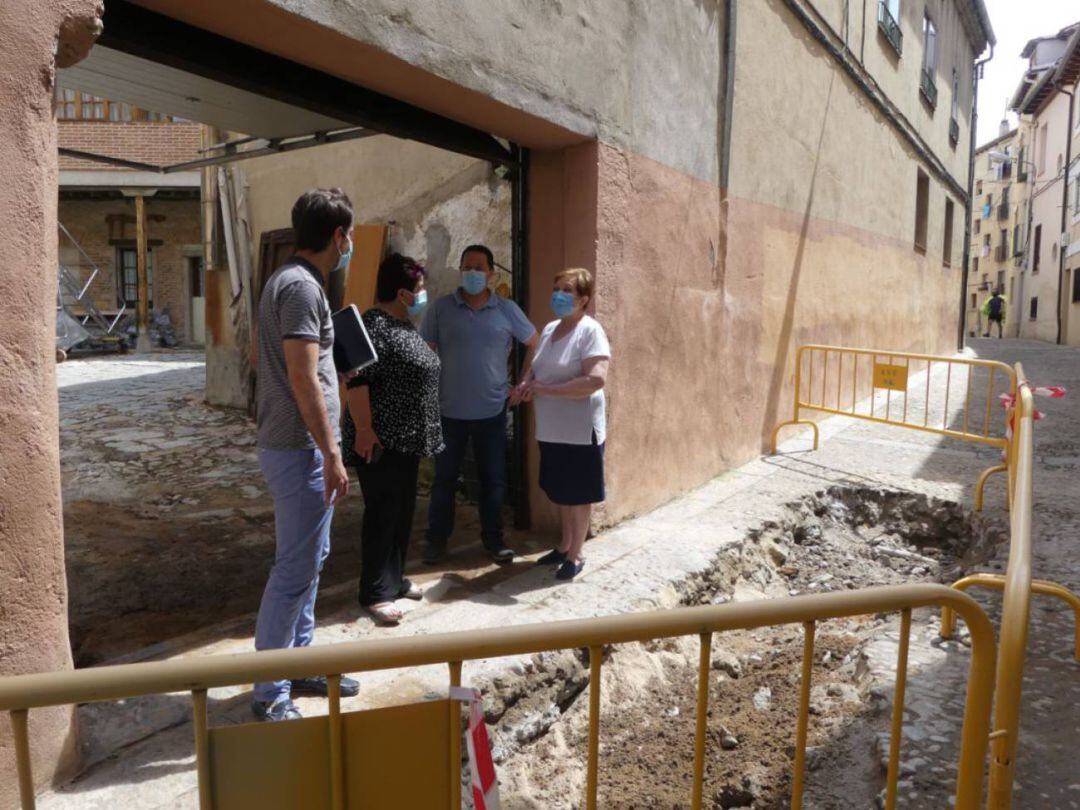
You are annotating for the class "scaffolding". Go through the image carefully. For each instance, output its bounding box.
[56,222,127,355]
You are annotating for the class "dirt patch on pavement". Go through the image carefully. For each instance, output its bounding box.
[597,633,860,808]
[64,499,364,665]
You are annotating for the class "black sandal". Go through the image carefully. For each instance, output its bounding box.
[536,549,567,565]
[398,579,423,600]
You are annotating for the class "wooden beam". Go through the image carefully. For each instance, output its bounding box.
[135,194,151,352]
[98,1,515,167]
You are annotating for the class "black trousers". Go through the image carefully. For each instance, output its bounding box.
[355,450,420,606]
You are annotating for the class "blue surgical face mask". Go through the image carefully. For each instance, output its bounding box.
[334,235,353,273]
[406,289,428,317]
[461,270,488,295]
[551,290,576,318]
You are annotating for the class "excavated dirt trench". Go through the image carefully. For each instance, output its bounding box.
[476,486,1005,809]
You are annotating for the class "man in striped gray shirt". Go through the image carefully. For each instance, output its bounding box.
[251,188,359,721]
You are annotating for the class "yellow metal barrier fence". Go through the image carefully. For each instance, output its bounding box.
[0,586,997,810]
[940,364,1080,810]
[770,345,1017,510]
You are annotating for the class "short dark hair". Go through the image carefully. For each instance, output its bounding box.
[460,244,494,271]
[376,253,426,302]
[291,188,353,251]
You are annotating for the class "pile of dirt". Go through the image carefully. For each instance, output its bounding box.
[679,486,1004,608]
[487,487,1005,809]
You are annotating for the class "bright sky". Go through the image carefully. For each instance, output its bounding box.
[975,0,1079,146]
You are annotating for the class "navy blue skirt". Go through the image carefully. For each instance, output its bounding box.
[538,438,605,506]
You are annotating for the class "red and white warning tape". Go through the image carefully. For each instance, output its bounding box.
[450,686,501,810]
[998,384,1066,450]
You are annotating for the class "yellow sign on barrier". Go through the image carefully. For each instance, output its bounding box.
[873,362,909,391]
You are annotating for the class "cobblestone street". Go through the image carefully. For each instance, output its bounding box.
[878,339,1080,810]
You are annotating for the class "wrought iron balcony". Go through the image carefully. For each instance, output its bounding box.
[995,244,1008,262]
[920,68,938,108]
[949,118,959,145]
[877,1,903,55]
[997,202,1009,221]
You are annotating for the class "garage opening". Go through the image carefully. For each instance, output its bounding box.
[56,0,533,666]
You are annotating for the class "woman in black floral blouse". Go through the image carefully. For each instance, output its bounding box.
[342,254,443,625]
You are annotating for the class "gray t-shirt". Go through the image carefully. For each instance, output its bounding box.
[256,259,340,450]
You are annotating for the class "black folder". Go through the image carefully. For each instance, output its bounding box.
[331,304,378,374]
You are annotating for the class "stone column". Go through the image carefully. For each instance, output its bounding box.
[0,1,102,806]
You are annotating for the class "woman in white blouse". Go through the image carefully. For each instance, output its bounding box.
[513,268,610,580]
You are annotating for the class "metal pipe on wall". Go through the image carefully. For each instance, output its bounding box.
[1017,127,1035,337]
[510,144,530,530]
[720,0,737,192]
[199,126,220,285]
[1055,85,1075,345]
[959,45,994,349]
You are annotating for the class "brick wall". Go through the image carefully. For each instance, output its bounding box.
[58,121,202,170]
[59,197,202,341]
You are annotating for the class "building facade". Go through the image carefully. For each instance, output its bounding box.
[965,125,1025,336]
[56,93,204,345]
[1009,23,1080,344]
[1059,33,1080,347]
[0,0,993,799]
[1070,68,1080,346]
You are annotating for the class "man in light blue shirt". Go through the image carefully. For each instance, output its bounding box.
[420,244,537,563]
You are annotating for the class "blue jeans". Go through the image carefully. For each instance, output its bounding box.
[253,447,333,704]
[427,409,507,550]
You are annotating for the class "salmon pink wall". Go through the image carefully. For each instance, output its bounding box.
[563,142,959,527]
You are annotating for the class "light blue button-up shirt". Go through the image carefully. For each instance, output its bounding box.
[420,289,536,420]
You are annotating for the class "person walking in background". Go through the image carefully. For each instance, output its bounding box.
[420,244,537,565]
[515,268,610,581]
[982,289,1006,338]
[252,188,359,721]
[341,254,443,626]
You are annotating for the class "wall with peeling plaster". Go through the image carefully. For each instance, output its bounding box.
[203,135,511,409]
[242,134,511,298]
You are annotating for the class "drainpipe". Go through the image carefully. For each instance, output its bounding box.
[1055,84,1075,345]
[716,0,737,299]
[200,126,219,287]
[1017,132,1035,338]
[720,0,737,191]
[958,44,994,349]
